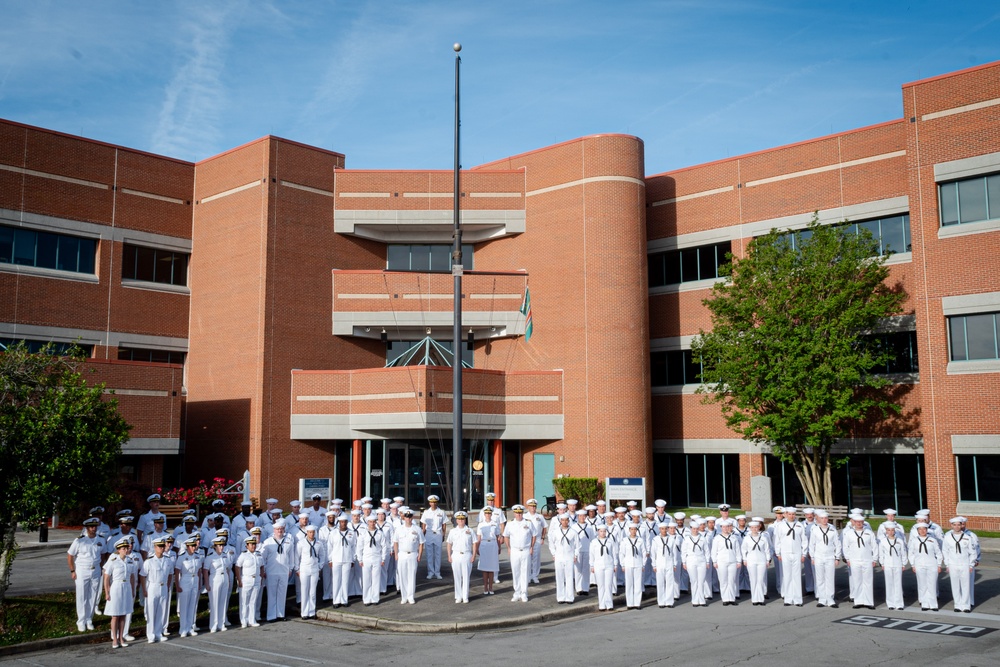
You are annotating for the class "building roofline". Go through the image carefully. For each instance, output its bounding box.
[473,133,644,170]
[196,135,346,165]
[646,118,905,179]
[902,59,1000,88]
[331,168,524,174]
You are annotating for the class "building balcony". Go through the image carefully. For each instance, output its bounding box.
[290,366,563,441]
[332,269,529,340]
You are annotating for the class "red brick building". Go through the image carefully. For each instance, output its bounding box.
[1,61,997,527]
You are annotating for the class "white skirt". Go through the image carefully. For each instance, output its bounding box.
[478,539,499,573]
[105,580,133,616]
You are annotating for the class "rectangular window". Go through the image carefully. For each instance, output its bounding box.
[949,312,1000,361]
[648,241,730,288]
[939,173,1000,227]
[0,224,97,274]
[867,330,918,374]
[650,349,703,386]
[117,347,186,365]
[122,244,188,286]
[386,244,474,271]
[957,455,1000,503]
[653,453,741,507]
[0,338,93,357]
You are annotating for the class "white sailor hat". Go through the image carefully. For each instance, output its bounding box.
[629,509,642,517]
[311,493,322,501]
[627,522,639,530]
[566,498,578,505]
[655,499,666,507]
[614,506,627,513]
[556,503,567,510]
[690,514,701,521]
[305,524,317,532]
[114,538,130,549]
[626,500,637,507]
[596,524,609,532]
[883,508,897,515]
[915,509,930,517]
[705,516,716,523]
[644,507,656,514]
[337,515,350,522]
[815,509,829,518]
[783,506,797,514]
[361,503,373,510]
[752,516,764,523]
[270,508,282,515]
[266,498,278,504]
[83,517,100,527]
[390,503,400,509]
[691,519,704,527]
[184,536,199,546]
[748,520,761,527]
[851,507,864,514]
[883,521,898,530]
[718,503,730,511]
[147,493,161,502]
[361,496,373,503]
[957,516,967,522]
[558,513,571,521]
[298,512,310,519]
[585,504,597,511]
[326,510,338,517]
[915,522,929,530]
[595,500,606,506]
[603,511,615,518]
[365,515,377,523]
[673,511,686,520]
[392,496,405,503]
[658,522,669,530]
[244,514,256,523]
[332,498,343,505]
[240,500,253,507]
[380,498,391,504]
[849,513,864,521]
[574,509,587,516]
[949,517,963,524]
[667,521,678,528]
[375,508,386,515]
[803,508,815,515]
[290,500,302,507]
[273,519,286,528]
[735,514,747,521]
[428,495,440,502]
[351,509,361,516]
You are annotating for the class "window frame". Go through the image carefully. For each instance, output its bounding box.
[0,224,97,276]
[121,243,189,287]
[938,172,1000,228]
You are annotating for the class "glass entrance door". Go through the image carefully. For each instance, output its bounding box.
[384,441,450,509]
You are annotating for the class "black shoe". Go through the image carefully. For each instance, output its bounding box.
[921,607,928,611]
[817,603,824,608]
[731,602,738,606]
[955,609,962,613]
[830,604,838,608]
[963,609,971,613]
[853,605,862,609]
[666,605,674,608]
[796,604,803,607]
[784,603,791,607]
[659,605,666,608]
[867,606,875,610]
[764,595,770,600]
[931,608,938,612]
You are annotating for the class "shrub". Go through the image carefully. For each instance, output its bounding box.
[551,477,605,506]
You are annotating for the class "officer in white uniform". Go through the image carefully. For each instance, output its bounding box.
[808,509,841,608]
[421,495,447,579]
[175,536,204,637]
[503,505,537,602]
[296,524,325,618]
[843,513,877,609]
[640,507,659,587]
[375,508,395,594]
[447,511,478,603]
[673,512,689,594]
[235,536,264,627]
[524,499,547,584]
[201,499,230,531]
[68,518,105,631]
[231,501,257,536]
[590,524,617,611]
[357,515,387,605]
[682,520,710,606]
[652,522,679,607]
[908,522,943,611]
[140,537,173,642]
[260,519,296,621]
[712,518,742,605]
[392,509,424,604]
[960,517,981,606]
[943,517,977,612]
[328,515,357,607]
[878,521,908,610]
[549,514,579,604]
[136,493,163,544]
[741,520,770,605]
[202,536,232,633]
[306,494,326,528]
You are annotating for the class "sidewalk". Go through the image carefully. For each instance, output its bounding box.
[14,526,81,552]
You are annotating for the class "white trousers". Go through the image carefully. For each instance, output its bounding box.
[396,554,418,603]
[321,562,333,600]
[349,558,362,597]
[425,536,442,578]
[361,561,381,604]
[593,566,615,610]
[949,566,972,611]
[299,569,319,617]
[554,558,575,602]
[813,558,836,606]
[883,565,904,608]
[145,589,167,640]
[575,549,592,592]
[686,559,707,605]
[330,562,352,605]
[850,561,874,607]
[509,547,530,599]
[746,560,767,604]
[624,565,643,607]
[675,560,688,594]
[452,554,472,602]
[239,581,260,626]
[914,566,938,609]
[177,576,199,634]
[530,542,542,582]
[780,555,802,604]
[717,561,739,602]
[265,567,290,620]
[655,564,677,606]
[207,574,229,631]
[74,571,101,627]
[803,554,815,593]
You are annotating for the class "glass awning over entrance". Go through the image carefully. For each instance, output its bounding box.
[385,336,472,369]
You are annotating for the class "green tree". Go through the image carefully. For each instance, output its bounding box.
[692,219,907,506]
[0,342,131,602]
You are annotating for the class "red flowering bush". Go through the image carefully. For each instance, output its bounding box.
[160,477,246,517]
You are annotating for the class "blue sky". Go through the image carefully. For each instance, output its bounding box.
[1,1,998,174]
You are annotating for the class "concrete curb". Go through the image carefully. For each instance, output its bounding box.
[0,629,107,658]
[16,541,74,553]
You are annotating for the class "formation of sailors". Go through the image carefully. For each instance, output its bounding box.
[67,493,984,646]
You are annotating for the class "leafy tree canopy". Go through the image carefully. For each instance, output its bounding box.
[692,219,908,505]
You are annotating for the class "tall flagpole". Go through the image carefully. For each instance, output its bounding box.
[451,43,464,512]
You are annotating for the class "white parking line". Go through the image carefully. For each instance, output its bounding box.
[170,641,289,666]
[195,639,322,663]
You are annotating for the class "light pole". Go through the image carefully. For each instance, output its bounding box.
[451,43,464,513]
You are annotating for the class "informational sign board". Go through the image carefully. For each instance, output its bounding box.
[605,477,646,502]
[299,477,332,505]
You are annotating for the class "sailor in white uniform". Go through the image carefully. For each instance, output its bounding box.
[573,509,595,594]
[327,515,357,607]
[202,536,232,632]
[357,515,388,605]
[590,524,617,611]
[878,521,908,610]
[943,517,977,612]
[235,537,264,627]
[741,520,770,605]
[712,518,742,605]
[908,522,943,611]
[808,509,841,608]
[261,519,296,621]
[774,506,805,606]
[420,495,447,580]
[296,524,325,618]
[446,511,478,603]
[618,523,647,609]
[673,512,689,594]
[652,522,679,607]
[682,519,710,606]
[550,514,580,604]
[843,513,877,609]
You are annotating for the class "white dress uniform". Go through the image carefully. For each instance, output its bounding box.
[734,524,751,593]
[141,551,173,640]
[774,519,805,605]
[843,526,877,607]
[174,549,203,636]
[296,535,326,617]
[741,531,771,605]
[711,530,742,604]
[609,519,629,586]
[393,522,424,604]
[503,515,537,601]
[67,533,104,630]
[942,529,976,612]
[619,532,647,609]
[356,527,388,605]
[682,531,710,606]
[348,520,364,597]
[447,523,478,603]
[261,533,296,620]
[236,548,264,627]
[767,520,782,593]
[590,534,617,611]
[965,529,981,606]
[702,527,718,597]
[640,518,658,586]
[306,504,327,528]
[908,531,943,610]
[801,518,815,594]
[476,521,500,574]
[203,549,232,631]
[327,525,357,606]
[525,509,546,583]
[420,507,447,579]
[103,554,133,616]
[122,549,142,638]
[651,531,679,607]
[549,523,580,603]
[673,523,689,593]
[375,520,395,593]
[573,520,595,593]
[808,524,841,607]
[878,534,908,609]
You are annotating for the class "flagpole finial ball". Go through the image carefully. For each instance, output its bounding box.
[454,43,462,53]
